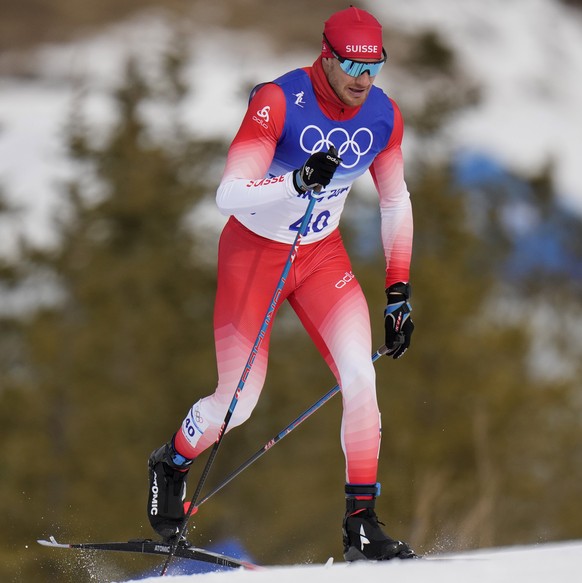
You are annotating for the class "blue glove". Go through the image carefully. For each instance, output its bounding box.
[384,282,414,359]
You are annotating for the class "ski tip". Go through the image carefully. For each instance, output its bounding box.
[37,537,69,549]
[325,557,334,567]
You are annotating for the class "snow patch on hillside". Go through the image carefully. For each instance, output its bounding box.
[2,0,582,250]
[375,0,582,213]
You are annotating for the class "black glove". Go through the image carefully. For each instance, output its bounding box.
[293,146,342,194]
[384,282,414,359]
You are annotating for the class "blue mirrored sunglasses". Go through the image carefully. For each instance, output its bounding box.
[324,35,387,78]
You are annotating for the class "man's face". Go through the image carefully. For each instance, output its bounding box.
[322,57,376,107]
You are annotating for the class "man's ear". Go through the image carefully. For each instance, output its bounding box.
[321,58,334,74]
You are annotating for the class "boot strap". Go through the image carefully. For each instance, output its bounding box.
[345,483,382,513]
[345,483,381,498]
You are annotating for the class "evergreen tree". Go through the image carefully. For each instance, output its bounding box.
[1,48,227,580]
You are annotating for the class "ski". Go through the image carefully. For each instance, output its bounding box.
[37,535,261,571]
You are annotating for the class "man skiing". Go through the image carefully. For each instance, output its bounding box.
[148,6,416,561]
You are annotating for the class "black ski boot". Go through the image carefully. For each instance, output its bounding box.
[342,484,417,561]
[147,438,193,541]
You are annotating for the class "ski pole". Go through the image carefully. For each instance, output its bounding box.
[188,345,389,513]
[160,187,321,576]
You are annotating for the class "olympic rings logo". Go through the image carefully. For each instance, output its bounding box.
[299,125,374,169]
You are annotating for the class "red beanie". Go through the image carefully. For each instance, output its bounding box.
[322,6,383,60]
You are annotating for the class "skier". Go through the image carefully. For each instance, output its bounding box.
[148,6,416,561]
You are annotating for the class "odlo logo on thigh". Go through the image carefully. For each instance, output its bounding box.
[335,271,355,289]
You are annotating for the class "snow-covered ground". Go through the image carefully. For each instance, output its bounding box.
[1,0,582,252]
[118,541,582,583]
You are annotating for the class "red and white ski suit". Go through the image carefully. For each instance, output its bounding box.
[174,57,413,485]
